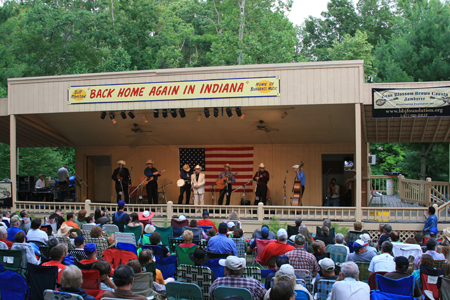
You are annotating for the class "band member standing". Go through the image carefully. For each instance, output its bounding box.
[191,165,205,206]
[326,178,340,206]
[112,160,130,203]
[293,164,305,196]
[144,159,161,204]
[218,163,235,206]
[178,164,193,205]
[253,163,269,205]
[58,165,70,200]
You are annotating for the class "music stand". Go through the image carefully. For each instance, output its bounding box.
[211,184,215,205]
[232,180,252,206]
[158,182,172,204]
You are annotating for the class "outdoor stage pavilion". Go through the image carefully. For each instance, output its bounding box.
[2,60,450,236]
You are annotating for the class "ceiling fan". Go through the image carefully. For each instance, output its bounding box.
[253,120,279,132]
[120,123,152,134]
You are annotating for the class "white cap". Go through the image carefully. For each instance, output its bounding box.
[278,264,295,279]
[292,164,300,169]
[277,228,288,239]
[227,222,235,228]
[219,256,246,270]
[319,258,335,271]
[178,215,187,221]
[359,233,371,242]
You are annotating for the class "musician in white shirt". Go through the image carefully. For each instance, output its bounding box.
[35,173,46,189]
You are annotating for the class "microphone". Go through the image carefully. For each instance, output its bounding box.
[286,170,289,173]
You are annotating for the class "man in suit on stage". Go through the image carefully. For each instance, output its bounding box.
[191,165,206,206]
[111,160,130,203]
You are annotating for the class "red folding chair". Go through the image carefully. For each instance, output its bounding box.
[81,269,105,300]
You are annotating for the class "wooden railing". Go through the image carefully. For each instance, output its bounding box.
[398,175,450,206]
[362,207,428,222]
[371,175,398,194]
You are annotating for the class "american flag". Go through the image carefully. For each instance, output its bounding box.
[179,147,254,192]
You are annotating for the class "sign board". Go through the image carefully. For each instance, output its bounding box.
[68,77,280,104]
[0,182,12,207]
[372,86,450,118]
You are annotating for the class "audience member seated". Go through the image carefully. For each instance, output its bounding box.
[287,217,303,238]
[260,229,294,266]
[80,243,99,264]
[62,212,80,230]
[405,237,418,244]
[209,256,266,300]
[74,236,86,250]
[313,258,338,295]
[92,260,117,291]
[333,234,349,255]
[189,248,216,281]
[233,228,246,249]
[207,223,238,256]
[344,221,363,243]
[414,238,446,269]
[19,210,31,233]
[102,265,147,300]
[263,264,313,300]
[85,215,95,224]
[42,243,68,283]
[227,222,236,237]
[249,226,273,252]
[414,232,426,247]
[390,231,400,243]
[150,232,170,257]
[27,218,49,244]
[377,224,392,251]
[59,265,96,300]
[327,261,370,300]
[227,212,242,229]
[57,223,77,238]
[189,219,208,239]
[265,255,290,290]
[384,256,421,298]
[112,201,131,228]
[285,234,319,277]
[0,226,13,249]
[197,210,217,232]
[94,208,111,226]
[369,241,395,273]
[345,239,376,263]
[138,211,156,227]
[138,249,165,285]
[269,281,295,300]
[206,228,216,242]
[12,231,38,264]
[75,209,88,229]
[179,230,196,248]
[127,259,162,298]
[127,213,144,235]
[299,225,314,253]
[6,215,26,242]
[412,254,434,289]
[359,232,377,253]
[49,209,65,230]
[2,210,10,227]
[316,226,333,246]
[312,240,329,262]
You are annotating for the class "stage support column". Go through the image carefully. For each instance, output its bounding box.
[10,114,17,209]
[355,104,362,222]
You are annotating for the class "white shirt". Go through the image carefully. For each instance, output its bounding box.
[368,253,396,273]
[331,184,340,198]
[327,277,370,300]
[27,228,49,243]
[58,167,69,182]
[35,178,45,189]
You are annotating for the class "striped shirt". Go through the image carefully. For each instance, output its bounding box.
[209,275,266,300]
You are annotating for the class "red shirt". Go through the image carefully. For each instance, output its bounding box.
[260,241,294,266]
[197,219,217,232]
[0,238,13,249]
[80,258,98,264]
[42,261,66,283]
[179,243,197,248]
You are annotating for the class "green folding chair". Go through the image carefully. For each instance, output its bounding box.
[0,249,24,275]
[70,228,82,237]
[214,287,252,300]
[125,225,142,245]
[356,261,371,282]
[142,234,151,245]
[166,281,203,300]
[155,227,172,247]
[176,245,197,266]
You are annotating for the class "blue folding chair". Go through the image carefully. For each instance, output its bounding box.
[155,254,177,279]
[117,242,137,255]
[370,291,416,300]
[294,289,311,300]
[204,258,224,279]
[376,274,415,297]
[0,270,29,300]
[142,245,165,258]
[315,278,336,300]
[172,226,184,238]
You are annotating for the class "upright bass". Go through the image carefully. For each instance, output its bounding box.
[292,161,304,206]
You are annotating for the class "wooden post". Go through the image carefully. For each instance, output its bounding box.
[355,104,362,221]
[398,175,405,201]
[10,115,17,209]
[257,202,264,221]
[85,199,91,215]
[167,201,173,220]
[425,177,432,207]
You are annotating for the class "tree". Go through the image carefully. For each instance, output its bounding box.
[356,0,396,46]
[369,143,405,175]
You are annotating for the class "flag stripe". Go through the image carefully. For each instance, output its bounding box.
[205,147,254,151]
[205,168,254,172]
[205,153,253,158]
[205,161,253,165]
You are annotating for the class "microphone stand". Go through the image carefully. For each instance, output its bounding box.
[232,180,253,206]
[324,168,331,206]
[130,178,147,202]
[211,184,215,205]
[159,182,172,204]
[283,170,288,206]
[74,173,88,202]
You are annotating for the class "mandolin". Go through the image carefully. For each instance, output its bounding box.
[140,170,166,186]
[292,161,304,206]
[216,172,238,189]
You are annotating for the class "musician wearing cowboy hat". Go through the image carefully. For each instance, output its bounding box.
[35,173,46,189]
[191,165,206,206]
[293,164,305,196]
[253,163,270,205]
[112,160,131,203]
[218,163,235,206]
[178,164,193,205]
[144,159,161,204]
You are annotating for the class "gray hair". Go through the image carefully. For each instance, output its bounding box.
[335,233,344,244]
[323,219,331,228]
[299,225,312,243]
[228,212,238,221]
[341,262,359,279]
[0,226,6,237]
[61,265,83,289]
[322,226,330,236]
[2,210,9,217]
[295,217,302,227]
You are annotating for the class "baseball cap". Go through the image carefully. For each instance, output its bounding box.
[359,233,371,242]
[394,256,409,270]
[381,224,392,232]
[295,233,306,245]
[277,228,288,239]
[219,256,246,270]
[430,227,439,235]
[276,255,289,268]
[202,210,209,217]
[178,215,187,221]
[278,264,296,280]
[84,243,97,254]
[118,200,126,208]
[261,227,270,238]
[227,222,235,229]
[74,236,85,246]
[353,239,369,250]
[219,222,228,233]
[319,258,335,271]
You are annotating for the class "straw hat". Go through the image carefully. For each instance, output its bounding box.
[182,164,191,172]
[57,223,73,236]
[259,163,265,168]
[117,160,126,165]
[38,173,44,177]
[146,159,154,165]
[224,163,232,169]
[139,210,155,221]
[292,164,300,169]
[443,227,450,241]
[195,165,202,170]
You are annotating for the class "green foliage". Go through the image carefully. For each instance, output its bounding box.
[331,223,349,235]
[369,143,406,175]
[262,217,288,235]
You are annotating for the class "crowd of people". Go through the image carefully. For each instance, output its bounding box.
[0,202,448,300]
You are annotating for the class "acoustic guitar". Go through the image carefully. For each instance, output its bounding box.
[292,161,304,206]
[216,172,238,189]
[140,170,166,186]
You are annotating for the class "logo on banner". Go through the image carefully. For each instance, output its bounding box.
[71,89,87,101]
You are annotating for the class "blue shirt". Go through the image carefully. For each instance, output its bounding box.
[6,227,26,242]
[423,214,438,232]
[144,167,160,182]
[297,171,305,186]
[206,233,237,255]
[181,169,193,181]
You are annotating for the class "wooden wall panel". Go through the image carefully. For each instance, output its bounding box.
[76,143,355,206]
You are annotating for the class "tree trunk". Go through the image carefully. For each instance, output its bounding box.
[420,143,434,181]
[237,0,245,65]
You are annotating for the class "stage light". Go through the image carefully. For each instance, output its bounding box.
[281,112,287,119]
[120,111,127,119]
[109,112,117,125]
[170,109,177,118]
[154,110,159,118]
[100,112,106,119]
[240,113,246,120]
[235,107,242,117]
[128,111,136,119]
[204,108,210,118]
[143,115,149,123]
[162,109,168,119]
[179,109,186,118]
[213,108,219,117]
[197,114,202,121]
[226,108,233,118]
